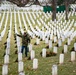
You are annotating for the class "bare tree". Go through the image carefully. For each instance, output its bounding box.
[52,0,57,21]
[64,0,73,20]
[64,0,69,20]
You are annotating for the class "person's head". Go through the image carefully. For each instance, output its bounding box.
[24,32,27,36]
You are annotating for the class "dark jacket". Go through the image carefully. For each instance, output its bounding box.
[16,33,30,46]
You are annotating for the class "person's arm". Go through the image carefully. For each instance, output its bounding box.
[16,33,22,38]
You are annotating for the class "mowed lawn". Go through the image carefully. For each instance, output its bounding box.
[0,10,76,75]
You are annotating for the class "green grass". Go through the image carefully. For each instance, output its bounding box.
[0,10,76,75]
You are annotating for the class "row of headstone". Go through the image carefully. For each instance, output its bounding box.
[28,42,75,74]
[12,10,75,44]
[0,1,18,11]
[16,39,38,70]
[2,11,13,74]
[14,20,25,75]
[21,10,75,47]
[0,10,74,75]
[0,10,75,47]
[70,4,76,11]
[2,14,12,74]
[59,51,76,64]
[2,45,75,75]
[56,11,65,21]
[28,12,35,25]
[14,16,38,73]
[28,44,38,69]
[1,11,9,39]
[22,42,38,69]
[52,42,76,75]
[0,11,5,30]
[28,12,75,42]
[0,9,75,66]
[0,3,75,75]
[25,12,39,38]
[18,11,24,34]
[21,12,28,31]
[16,8,75,75]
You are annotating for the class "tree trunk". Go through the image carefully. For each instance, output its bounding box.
[52,0,57,21]
[65,0,69,20]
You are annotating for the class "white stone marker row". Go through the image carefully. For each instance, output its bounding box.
[0,11,5,30]
[59,51,76,64]
[1,11,9,38]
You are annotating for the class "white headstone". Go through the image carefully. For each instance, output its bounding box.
[36,38,40,45]
[4,55,9,64]
[18,61,24,72]
[33,58,38,69]
[62,36,65,42]
[67,37,71,45]
[17,41,21,47]
[54,36,57,43]
[7,41,10,49]
[50,34,53,40]
[59,54,64,64]
[30,50,35,60]
[49,40,52,48]
[58,39,62,47]
[42,48,46,58]
[42,27,44,31]
[6,48,10,55]
[53,47,57,54]
[71,51,75,62]
[7,38,10,42]
[32,34,35,38]
[18,53,22,61]
[2,65,8,75]
[45,37,48,44]
[52,65,57,75]
[18,46,21,53]
[42,35,45,41]
[64,45,68,53]
[28,44,32,52]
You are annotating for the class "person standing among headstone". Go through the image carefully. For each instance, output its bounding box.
[16,32,31,57]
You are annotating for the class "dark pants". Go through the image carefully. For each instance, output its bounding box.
[21,46,28,57]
